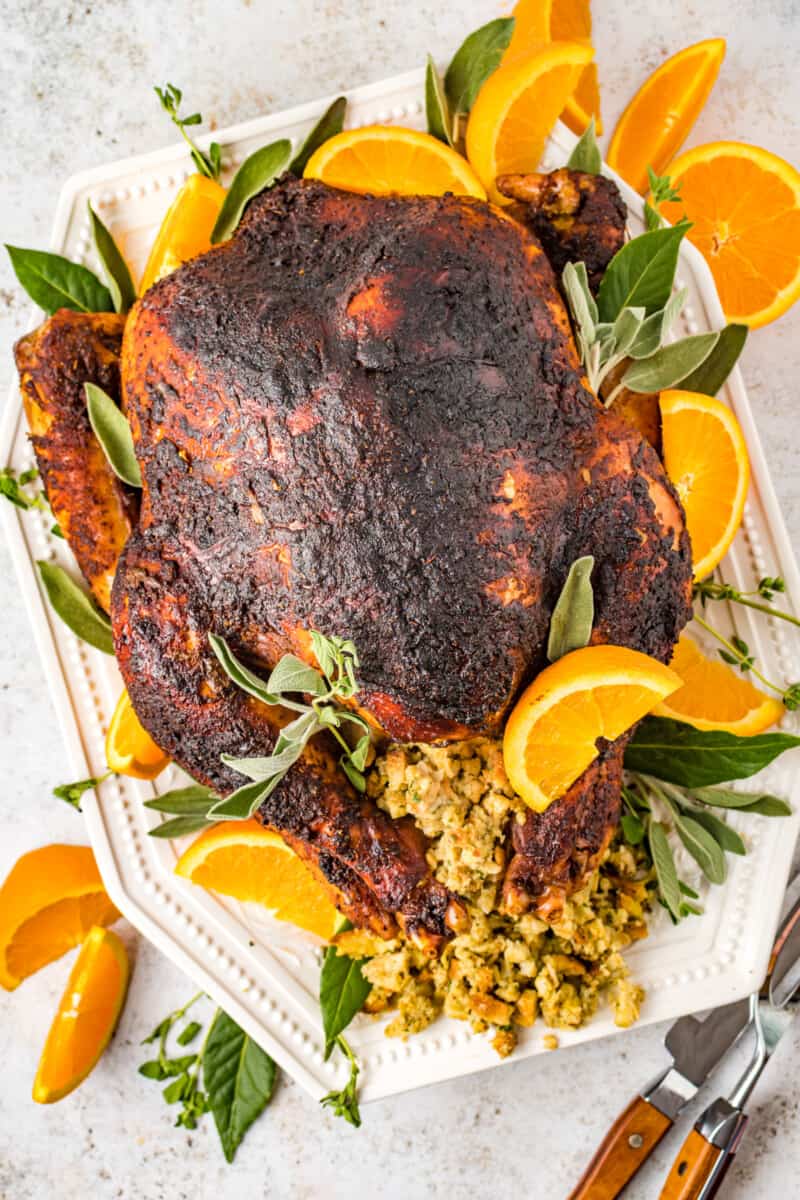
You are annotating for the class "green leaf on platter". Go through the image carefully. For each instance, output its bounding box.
[289,96,347,176]
[674,814,727,885]
[621,331,719,393]
[597,222,690,322]
[675,323,748,396]
[688,808,746,856]
[267,653,327,697]
[647,820,682,921]
[547,555,595,662]
[36,560,114,654]
[143,785,218,815]
[203,1009,277,1164]
[620,811,645,845]
[53,771,111,811]
[320,923,372,1060]
[566,117,601,174]
[425,54,453,146]
[6,245,113,315]
[148,814,214,839]
[211,139,292,244]
[87,203,136,314]
[207,777,273,821]
[84,382,142,488]
[221,741,305,783]
[624,717,800,788]
[444,17,515,116]
[626,287,688,360]
[693,786,792,817]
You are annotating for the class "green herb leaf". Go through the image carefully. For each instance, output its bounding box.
[53,771,111,811]
[320,922,371,1059]
[221,742,305,782]
[177,1021,202,1046]
[267,653,326,697]
[87,203,136,314]
[674,814,727,884]
[444,17,515,116]
[148,814,214,839]
[688,809,746,856]
[625,717,800,787]
[84,383,142,488]
[567,118,601,174]
[0,466,45,511]
[143,785,218,815]
[627,287,688,360]
[643,168,683,232]
[163,1075,190,1104]
[547,555,594,661]
[647,820,682,921]
[597,223,690,322]
[562,261,598,347]
[207,777,273,821]
[203,1009,277,1163]
[289,96,348,176]
[425,55,453,146]
[209,634,287,708]
[155,84,221,181]
[622,332,719,394]
[139,1060,167,1080]
[693,786,792,817]
[36,560,114,654]
[320,1036,362,1128]
[6,245,113,315]
[620,811,645,845]
[675,323,748,396]
[211,139,292,244]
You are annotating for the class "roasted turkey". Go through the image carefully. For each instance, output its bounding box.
[15,171,692,949]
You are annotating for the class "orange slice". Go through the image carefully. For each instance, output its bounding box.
[466,40,594,204]
[33,926,129,1103]
[175,821,340,940]
[655,636,784,735]
[504,0,602,135]
[503,645,680,811]
[139,173,226,294]
[105,688,170,780]
[658,142,800,328]
[607,39,726,193]
[0,845,120,991]
[660,389,750,580]
[303,126,486,200]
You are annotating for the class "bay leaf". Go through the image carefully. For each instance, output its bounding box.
[444,17,515,115]
[36,560,114,654]
[6,245,113,315]
[87,203,136,314]
[84,382,142,487]
[289,96,347,176]
[211,139,292,243]
[597,223,689,322]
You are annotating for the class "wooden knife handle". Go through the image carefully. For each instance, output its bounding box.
[568,1095,673,1200]
[658,1128,735,1200]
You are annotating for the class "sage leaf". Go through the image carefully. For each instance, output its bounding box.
[425,54,453,145]
[144,784,218,815]
[694,787,792,817]
[341,758,366,793]
[211,139,291,244]
[208,778,272,820]
[676,323,748,396]
[5,245,113,315]
[627,287,688,360]
[566,117,601,174]
[36,560,114,654]
[267,653,326,697]
[612,306,647,357]
[622,332,719,393]
[689,809,746,856]
[547,555,594,661]
[647,820,682,921]
[738,795,792,817]
[620,811,645,845]
[149,814,214,839]
[444,17,515,115]
[289,96,347,176]
[320,924,372,1059]
[221,741,305,782]
[87,203,136,314]
[53,772,110,811]
[675,814,727,884]
[84,383,142,488]
[625,717,800,787]
[209,634,295,709]
[562,262,598,345]
[597,223,690,322]
[203,1010,277,1164]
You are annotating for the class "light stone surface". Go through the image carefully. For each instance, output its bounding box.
[1,1,799,1196]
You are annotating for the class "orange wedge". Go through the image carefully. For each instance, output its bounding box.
[33,926,129,1103]
[658,142,800,328]
[503,645,680,811]
[607,39,725,193]
[660,389,750,580]
[139,173,226,293]
[303,126,486,200]
[655,636,784,735]
[175,821,340,940]
[0,845,120,991]
[504,0,602,135]
[105,688,170,780]
[466,40,594,204]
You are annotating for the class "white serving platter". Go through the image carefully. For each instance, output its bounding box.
[3,66,800,1105]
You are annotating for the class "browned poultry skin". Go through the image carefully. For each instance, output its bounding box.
[113,175,691,936]
[14,310,139,612]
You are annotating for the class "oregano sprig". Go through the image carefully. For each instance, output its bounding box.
[155,84,221,181]
[321,1035,362,1128]
[643,167,684,232]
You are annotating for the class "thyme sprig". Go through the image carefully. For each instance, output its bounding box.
[643,167,684,232]
[155,84,221,181]
[693,614,800,710]
[694,574,800,629]
[320,1035,362,1128]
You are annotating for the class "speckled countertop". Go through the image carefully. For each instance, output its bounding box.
[1,2,799,1197]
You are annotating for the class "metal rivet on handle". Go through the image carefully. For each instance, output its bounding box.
[628,1133,644,1149]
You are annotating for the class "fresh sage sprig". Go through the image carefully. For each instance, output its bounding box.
[87,203,136,314]
[53,770,112,811]
[693,615,800,710]
[444,17,515,120]
[5,245,113,315]
[211,139,292,244]
[36,560,114,654]
[676,323,748,396]
[425,55,453,146]
[84,383,142,488]
[321,1035,362,1128]
[144,784,220,839]
[289,96,347,176]
[624,716,800,787]
[155,84,221,181]
[643,167,684,232]
[547,555,594,661]
[567,118,601,175]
